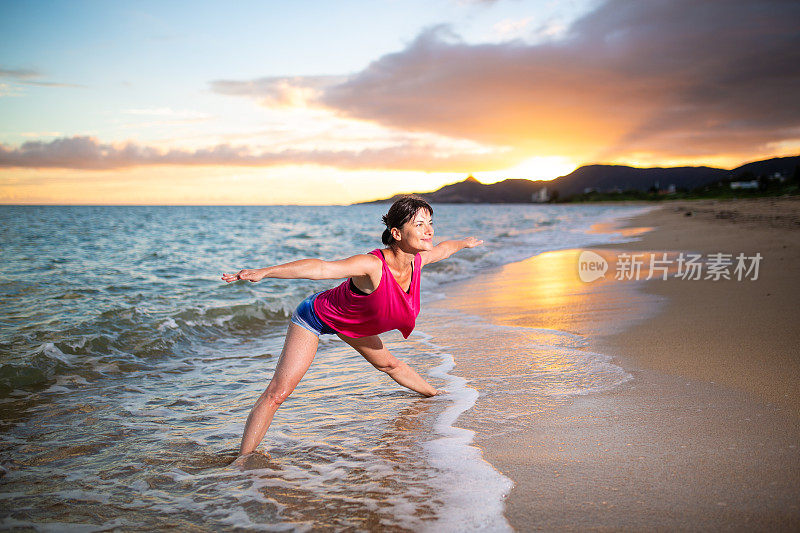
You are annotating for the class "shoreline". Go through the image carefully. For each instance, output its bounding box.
[591,197,800,412]
[429,197,800,530]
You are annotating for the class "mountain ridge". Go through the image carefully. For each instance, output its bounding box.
[355,155,800,204]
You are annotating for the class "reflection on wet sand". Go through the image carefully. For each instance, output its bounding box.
[588,222,654,237]
[443,248,678,337]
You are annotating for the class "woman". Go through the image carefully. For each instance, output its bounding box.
[222,195,483,456]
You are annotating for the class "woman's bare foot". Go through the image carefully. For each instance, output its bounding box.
[231,450,271,470]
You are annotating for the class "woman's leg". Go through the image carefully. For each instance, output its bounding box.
[336,333,438,397]
[238,322,319,455]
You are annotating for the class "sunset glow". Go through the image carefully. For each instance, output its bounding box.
[475,156,579,184]
[1,0,797,204]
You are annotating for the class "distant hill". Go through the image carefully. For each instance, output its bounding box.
[357,175,545,204]
[544,165,727,197]
[728,156,800,179]
[356,155,800,203]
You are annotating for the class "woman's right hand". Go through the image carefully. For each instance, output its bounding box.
[221,269,264,283]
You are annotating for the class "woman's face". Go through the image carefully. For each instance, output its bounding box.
[393,208,434,252]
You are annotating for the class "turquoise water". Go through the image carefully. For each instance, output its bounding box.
[0,203,652,531]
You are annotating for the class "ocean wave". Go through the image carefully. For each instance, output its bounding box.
[173,300,290,334]
[0,342,137,395]
[0,299,292,396]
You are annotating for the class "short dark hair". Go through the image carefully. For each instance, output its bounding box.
[381,195,434,246]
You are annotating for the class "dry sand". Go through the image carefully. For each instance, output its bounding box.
[593,197,800,412]
[436,197,800,531]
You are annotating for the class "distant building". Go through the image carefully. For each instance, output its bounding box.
[532,187,550,203]
[730,180,759,189]
[583,187,598,194]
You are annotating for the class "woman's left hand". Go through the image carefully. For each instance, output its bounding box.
[463,237,484,248]
[221,269,264,283]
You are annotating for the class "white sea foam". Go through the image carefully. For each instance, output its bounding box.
[411,330,515,532]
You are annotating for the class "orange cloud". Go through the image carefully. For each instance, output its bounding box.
[317,0,800,163]
[0,135,516,172]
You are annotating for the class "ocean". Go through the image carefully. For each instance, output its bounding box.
[0,203,654,531]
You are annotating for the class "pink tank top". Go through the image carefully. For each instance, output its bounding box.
[313,249,422,338]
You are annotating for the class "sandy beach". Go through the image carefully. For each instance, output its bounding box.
[431,197,800,531]
[593,198,800,412]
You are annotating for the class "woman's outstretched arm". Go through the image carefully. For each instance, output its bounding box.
[222,254,380,283]
[419,237,483,267]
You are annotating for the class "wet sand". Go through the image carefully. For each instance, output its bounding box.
[437,198,800,531]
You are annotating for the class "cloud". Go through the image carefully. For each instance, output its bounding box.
[116,108,213,129]
[0,135,512,172]
[0,68,40,79]
[20,131,63,138]
[317,0,800,161]
[492,17,534,40]
[210,75,346,108]
[0,82,23,97]
[122,107,211,119]
[0,67,85,89]
[456,0,500,5]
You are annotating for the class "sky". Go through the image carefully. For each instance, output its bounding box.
[1,0,799,205]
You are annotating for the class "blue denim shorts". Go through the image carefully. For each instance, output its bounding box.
[290,291,338,336]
